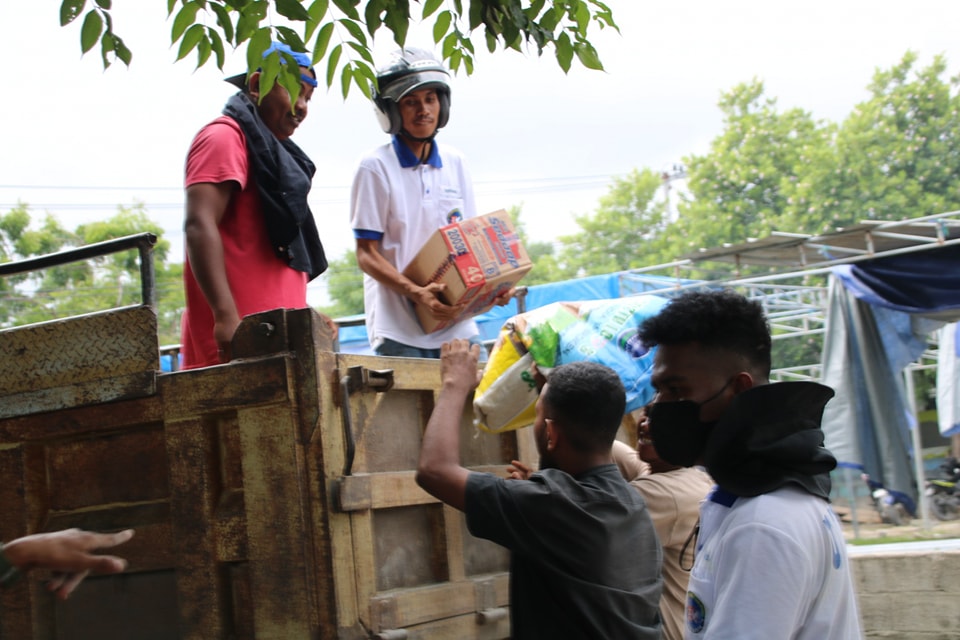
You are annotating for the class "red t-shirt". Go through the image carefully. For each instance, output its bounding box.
[180,116,308,369]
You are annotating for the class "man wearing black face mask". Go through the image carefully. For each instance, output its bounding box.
[638,289,862,639]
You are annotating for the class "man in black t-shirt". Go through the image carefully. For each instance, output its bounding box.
[416,340,662,639]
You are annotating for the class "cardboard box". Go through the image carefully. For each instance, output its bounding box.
[403,209,533,333]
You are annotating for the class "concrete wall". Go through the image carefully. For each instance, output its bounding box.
[852,549,960,638]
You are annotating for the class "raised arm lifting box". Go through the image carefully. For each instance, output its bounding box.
[403,209,533,333]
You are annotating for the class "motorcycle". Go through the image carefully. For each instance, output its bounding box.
[862,473,915,526]
[925,457,960,521]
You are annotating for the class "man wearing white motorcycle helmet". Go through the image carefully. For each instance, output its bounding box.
[349,48,508,359]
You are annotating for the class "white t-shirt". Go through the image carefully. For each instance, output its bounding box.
[350,138,479,349]
[685,486,863,639]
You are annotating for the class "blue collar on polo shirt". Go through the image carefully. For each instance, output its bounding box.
[709,486,738,507]
[392,135,443,168]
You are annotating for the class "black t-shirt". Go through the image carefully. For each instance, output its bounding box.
[465,464,663,639]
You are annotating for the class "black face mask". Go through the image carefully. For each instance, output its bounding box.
[647,379,732,467]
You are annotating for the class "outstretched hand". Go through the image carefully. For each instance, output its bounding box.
[440,339,482,394]
[3,528,134,600]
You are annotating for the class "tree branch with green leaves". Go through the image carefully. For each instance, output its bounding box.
[59,0,618,103]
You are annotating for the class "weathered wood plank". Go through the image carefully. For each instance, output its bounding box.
[0,445,33,639]
[337,466,512,512]
[335,353,442,391]
[370,575,510,631]
[0,395,163,442]
[160,356,292,419]
[237,403,315,638]
[165,416,225,639]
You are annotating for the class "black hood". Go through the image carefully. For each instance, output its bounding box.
[703,381,837,500]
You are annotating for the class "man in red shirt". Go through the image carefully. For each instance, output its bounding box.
[180,42,327,368]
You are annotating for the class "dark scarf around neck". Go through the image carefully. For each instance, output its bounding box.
[703,381,838,500]
[223,92,327,280]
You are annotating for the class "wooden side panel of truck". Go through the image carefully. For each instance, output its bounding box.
[0,305,531,639]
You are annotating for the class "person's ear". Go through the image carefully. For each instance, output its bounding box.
[732,371,755,394]
[545,418,560,452]
[247,71,262,99]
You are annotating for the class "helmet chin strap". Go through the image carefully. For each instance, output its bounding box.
[399,128,438,164]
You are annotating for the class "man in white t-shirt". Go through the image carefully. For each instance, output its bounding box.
[638,290,863,639]
[350,48,506,358]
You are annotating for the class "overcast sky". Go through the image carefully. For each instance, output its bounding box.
[2,1,959,304]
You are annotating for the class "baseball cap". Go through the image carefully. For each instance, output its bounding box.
[225,41,318,89]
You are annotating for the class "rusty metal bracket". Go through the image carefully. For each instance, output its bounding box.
[339,366,394,476]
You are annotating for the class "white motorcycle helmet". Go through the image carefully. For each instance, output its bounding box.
[373,48,451,136]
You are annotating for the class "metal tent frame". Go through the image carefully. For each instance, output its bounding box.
[617,210,960,534]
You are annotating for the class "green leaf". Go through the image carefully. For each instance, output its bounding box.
[241,1,269,20]
[346,41,375,65]
[276,0,311,21]
[60,0,86,26]
[257,47,280,101]
[468,0,482,30]
[236,13,257,43]
[383,8,409,47]
[574,1,590,34]
[422,0,443,19]
[312,22,335,63]
[94,0,111,9]
[502,20,520,50]
[275,26,306,51]
[325,43,342,87]
[442,31,457,59]
[574,40,603,71]
[331,0,360,21]
[432,10,451,44]
[277,65,302,108]
[308,0,329,21]
[208,27,226,68]
[539,7,558,32]
[176,23,205,60]
[363,0,384,36]
[247,27,272,71]
[353,61,376,99]
[352,73,372,100]
[113,34,132,65]
[339,18,367,47]
[209,2,235,44]
[167,0,178,16]
[555,31,572,73]
[306,0,329,40]
[525,0,545,20]
[80,10,104,54]
[340,64,353,99]
[100,32,115,68]
[484,29,496,54]
[171,1,200,43]
[196,32,212,68]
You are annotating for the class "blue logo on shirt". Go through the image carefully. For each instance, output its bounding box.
[446,208,463,224]
[687,592,706,633]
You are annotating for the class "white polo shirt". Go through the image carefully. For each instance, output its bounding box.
[685,486,862,639]
[350,137,479,350]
